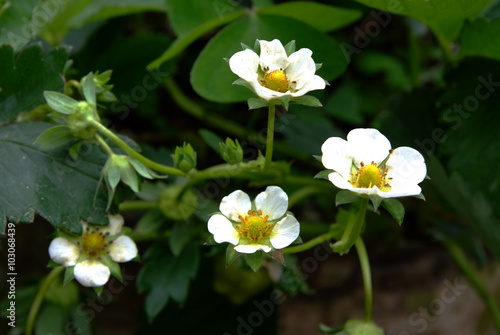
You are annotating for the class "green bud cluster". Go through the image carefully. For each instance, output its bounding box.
[172,142,197,173]
[220,138,243,164]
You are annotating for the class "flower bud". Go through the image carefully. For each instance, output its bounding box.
[172,142,197,173]
[220,138,243,164]
[66,101,100,140]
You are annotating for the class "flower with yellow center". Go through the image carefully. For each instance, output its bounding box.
[229,39,326,101]
[48,215,138,287]
[208,186,300,254]
[321,128,427,198]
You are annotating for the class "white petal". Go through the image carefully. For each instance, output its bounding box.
[286,48,315,90]
[386,147,427,187]
[328,172,353,190]
[208,214,240,245]
[229,49,260,82]
[234,244,272,254]
[259,39,289,71]
[255,186,288,220]
[48,237,80,266]
[74,260,110,287]
[347,128,392,166]
[108,236,138,262]
[290,75,326,97]
[220,190,252,221]
[385,184,422,198]
[321,137,352,179]
[270,215,300,249]
[106,214,124,236]
[251,76,288,100]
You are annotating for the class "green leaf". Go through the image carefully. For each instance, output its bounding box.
[81,72,96,106]
[381,198,405,225]
[34,125,74,150]
[191,14,348,103]
[225,244,241,267]
[166,0,241,36]
[137,242,200,321]
[319,323,343,334]
[245,250,264,272]
[290,95,323,107]
[353,0,490,48]
[199,128,223,153]
[134,209,166,235]
[258,2,363,32]
[169,222,190,256]
[324,83,364,125]
[41,0,167,44]
[0,44,68,125]
[0,122,109,234]
[459,18,500,61]
[247,97,270,110]
[34,303,66,335]
[336,190,360,206]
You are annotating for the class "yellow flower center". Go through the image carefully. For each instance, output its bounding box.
[237,210,274,242]
[351,161,390,191]
[260,69,289,93]
[80,227,111,258]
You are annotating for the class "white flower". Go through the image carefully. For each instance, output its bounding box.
[208,186,300,254]
[48,214,138,287]
[229,39,326,101]
[321,128,427,198]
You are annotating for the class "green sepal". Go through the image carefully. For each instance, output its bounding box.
[413,192,426,201]
[253,39,261,54]
[226,244,241,268]
[94,286,104,296]
[246,250,264,272]
[314,169,333,180]
[241,42,252,50]
[313,155,322,162]
[270,249,285,265]
[247,97,269,110]
[233,78,254,92]
[290,95,323,107]
[81,72,96,106]
[315,63,323,71]
[319,323,343,334]
[44,91,79,115]
[274,95,290,110]
[284,40,296,56]
[203,235,218,246]
[99,255,123,282]
[381,198,405,225]
[69,141,84,160]
[119,161,139,193]
[342,319,384,335]
[63,266,75,286]
[34,125,74,150]
[336,190,360,206]
[368,194,383,211]
[128,158,167,179]
[220,138,243,164]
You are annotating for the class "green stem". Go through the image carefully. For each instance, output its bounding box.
[332,197,369,254]
[119,200,157,211]
[444,239,500,332]
[355,237,373,322]
[264,104,276,172]
[283,230,338,254]
[26,267,64,335]
[91,120,185,177]
[95,134,115,156]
